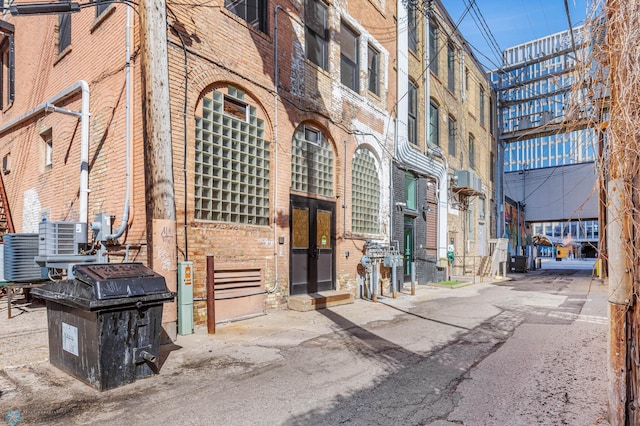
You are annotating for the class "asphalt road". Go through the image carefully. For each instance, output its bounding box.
[0,267,608,425]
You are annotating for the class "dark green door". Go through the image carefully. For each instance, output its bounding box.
[404,216,414,281]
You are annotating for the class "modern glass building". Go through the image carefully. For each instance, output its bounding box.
[491,26,599,257]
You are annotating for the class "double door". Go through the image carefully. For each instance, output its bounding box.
[290,195,335,295]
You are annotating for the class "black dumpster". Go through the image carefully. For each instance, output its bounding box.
[31,263,175,391]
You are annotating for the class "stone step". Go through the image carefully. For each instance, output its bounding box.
[288,290,354,312]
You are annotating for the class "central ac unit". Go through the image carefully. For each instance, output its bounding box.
[4,233,45,282]
[38,221,87,257]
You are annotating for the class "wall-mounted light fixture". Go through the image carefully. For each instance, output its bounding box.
[10,2,80,15]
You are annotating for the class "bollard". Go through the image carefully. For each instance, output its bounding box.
[206,255,216,334]
[392,264,397,299]
[372,264,378,302]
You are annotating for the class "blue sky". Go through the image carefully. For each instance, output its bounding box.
[444,0,588,70]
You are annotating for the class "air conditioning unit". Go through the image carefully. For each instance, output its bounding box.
[473,176,483,192]
[4,233,46,282]
[454,170,483,193]
[38,221,87,257]
[455,170,473,188]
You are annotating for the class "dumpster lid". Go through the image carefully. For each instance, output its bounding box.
[31,263,174,310]
[73,263,168,299]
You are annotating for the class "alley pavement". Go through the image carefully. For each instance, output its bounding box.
[0,263,607,425]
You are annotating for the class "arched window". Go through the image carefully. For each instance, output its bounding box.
[291,125,334,197]
[194,85,270,225]
[351,147,380,234]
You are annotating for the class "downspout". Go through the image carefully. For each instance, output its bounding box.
[0,80,90,224]
[271,6,302,293]
[173,22,190,261]
[424,12,430,152]
[107,5,133,240]
[423,8,447,266]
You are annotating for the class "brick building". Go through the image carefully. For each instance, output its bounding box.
[0,0,495,333]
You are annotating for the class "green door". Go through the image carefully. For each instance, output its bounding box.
[404,216,414,280]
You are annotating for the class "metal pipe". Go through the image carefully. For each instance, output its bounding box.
[411,260,416,295]
[270,7,302,294]
[391,263,397,298]
[372,263,378,302]
[106,5,133,240]
[206,255,215,334]
[172,21,190,261]
[140,351,157,364]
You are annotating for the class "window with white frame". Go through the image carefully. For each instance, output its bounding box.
[430,100,439,146]
[0,29,14,110]
[429,20,438,75]
[367,44,380,96]
[447,42,455,92]
[469,133,475,169]
[352,147,380,234]
[340,23,359,92]
[305,0,329,70]
[479,85,486,126]
[408,81,418,145]
[408,5,417,53]
[448,115,456,156]
[41,129,53,169]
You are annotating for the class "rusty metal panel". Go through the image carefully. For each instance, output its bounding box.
[213,265,265,322]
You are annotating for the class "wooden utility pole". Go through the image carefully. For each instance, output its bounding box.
[606,1,636,423]
[139,0,178,341]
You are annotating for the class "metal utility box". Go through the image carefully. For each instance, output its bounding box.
[178,261,194,335]
[509,255,528,273]
[31,263,175,391]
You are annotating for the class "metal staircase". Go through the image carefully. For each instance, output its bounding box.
[0,171,14,239]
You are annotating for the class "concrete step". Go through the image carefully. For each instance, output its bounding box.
[288,290,354,312]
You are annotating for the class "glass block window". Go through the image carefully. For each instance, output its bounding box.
[194,86,270,225]
[291,125,334,197]
[351,147,379,234]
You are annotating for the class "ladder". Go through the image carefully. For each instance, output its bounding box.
[0,171,14,239]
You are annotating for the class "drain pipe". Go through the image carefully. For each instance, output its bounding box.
[172,22,190,261]
[106,5,133,241]
[271,6,303,294]
[0,80,90,223]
